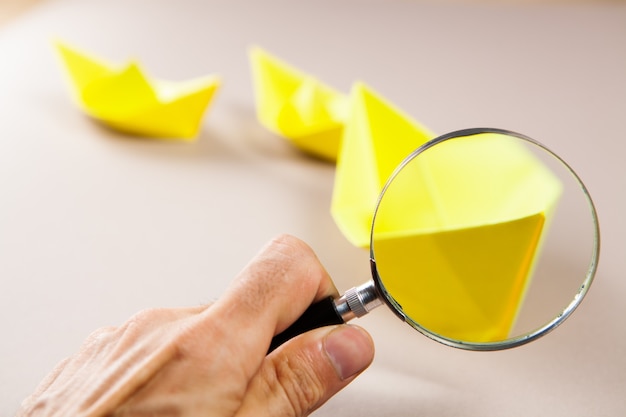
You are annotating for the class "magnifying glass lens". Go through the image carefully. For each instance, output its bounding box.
[371,130,598,346]
[269,128,598,353]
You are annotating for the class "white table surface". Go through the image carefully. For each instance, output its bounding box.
[1,0,625,415]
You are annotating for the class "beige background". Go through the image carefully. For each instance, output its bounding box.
[1,0,625,415]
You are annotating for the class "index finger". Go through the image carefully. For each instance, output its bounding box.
[204,235,339,361]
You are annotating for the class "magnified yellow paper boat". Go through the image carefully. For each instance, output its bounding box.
[55,42,220,140]
[249,47,349,161]
[332,83,562,342]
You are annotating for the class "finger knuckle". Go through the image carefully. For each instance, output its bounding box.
[268,234,310,254]
[128,307,167,323]
[113,307,170,342]
[85,325,117,341]
[256,235,317,284]
[238,236,304,303]
[269,354,326,416]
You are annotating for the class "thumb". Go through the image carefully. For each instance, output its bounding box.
[237,325,375,417]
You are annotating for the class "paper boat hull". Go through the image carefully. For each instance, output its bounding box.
[373,212,546,342]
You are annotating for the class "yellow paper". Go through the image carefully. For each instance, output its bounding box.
[331,82,435,247]
[249,46,348,161]
[331,83,562,341]
[55,42,220,140]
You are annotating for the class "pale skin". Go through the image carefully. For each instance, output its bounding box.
[17,235,375,417]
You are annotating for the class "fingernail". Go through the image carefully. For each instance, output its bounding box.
[324,325,374,380]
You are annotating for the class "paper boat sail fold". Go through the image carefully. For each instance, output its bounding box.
[332,83,562,342]
[249,47,348,161]
[331,82,435,247]
[55,42,220,140]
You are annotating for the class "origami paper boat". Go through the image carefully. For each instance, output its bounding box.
[332,83,562,342]
[249,47,348,161]
[55,42,220,140]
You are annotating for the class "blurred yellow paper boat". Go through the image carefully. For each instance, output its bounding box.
[332,83,562,342]
[55,42,220,140]
[249,47,348,161]
[331,82,435,247]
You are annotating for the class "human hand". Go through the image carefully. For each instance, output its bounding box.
[17,235,375,417]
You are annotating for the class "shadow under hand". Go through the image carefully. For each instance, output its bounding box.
[318,366,477,417]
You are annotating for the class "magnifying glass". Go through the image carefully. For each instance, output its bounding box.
[269,127,600,352]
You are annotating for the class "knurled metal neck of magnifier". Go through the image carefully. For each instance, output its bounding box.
[334,280,383,322]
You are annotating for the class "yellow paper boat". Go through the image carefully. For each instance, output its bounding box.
[331,83,562,342]
[55,42,220,140]
[249,46,349,161]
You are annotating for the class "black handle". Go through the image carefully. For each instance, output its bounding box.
[268,296,345,353]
